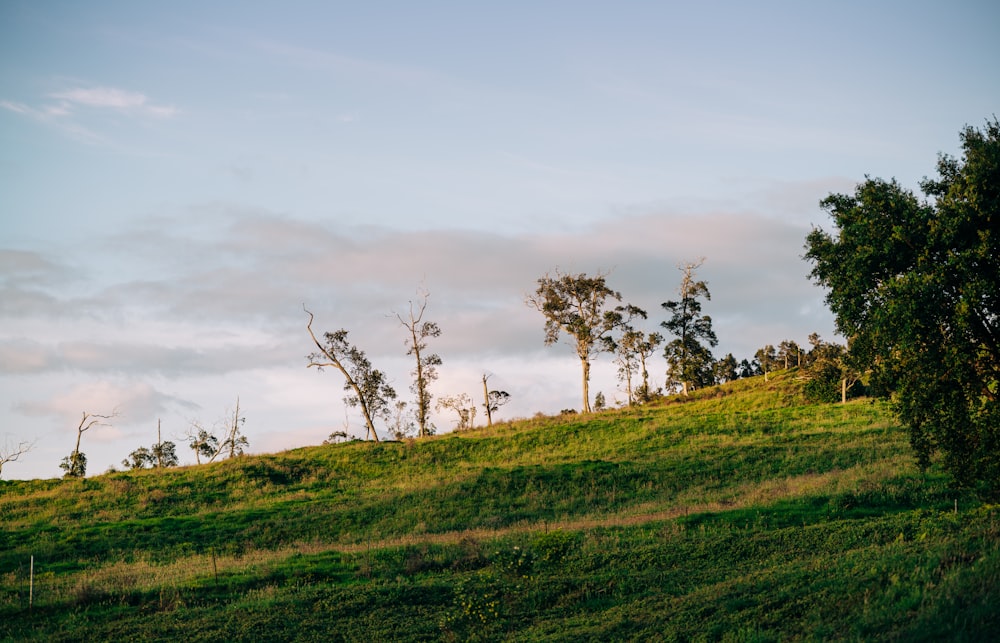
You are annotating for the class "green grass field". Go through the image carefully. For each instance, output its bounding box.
[2,370,997,641]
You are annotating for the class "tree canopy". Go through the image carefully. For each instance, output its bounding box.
[805,119,1000,493]
[662,261,718,395]
[527,269,640,413]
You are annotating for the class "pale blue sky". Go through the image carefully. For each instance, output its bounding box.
[1,1,998,479]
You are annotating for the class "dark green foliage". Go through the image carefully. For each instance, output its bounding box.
[125,441,179,470]
[714,352,740,384]
[804,361,846,403]
[187,428,219,464]
[59,450,86,478]
[484,389,510,418]
[805,119,1000,493]
[151,440,179,468]
[123,447,153,470]
[801,337,867,403]
[662,261,718,394]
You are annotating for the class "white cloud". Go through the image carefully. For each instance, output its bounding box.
[1,85,177,148]
[48,86,178,118]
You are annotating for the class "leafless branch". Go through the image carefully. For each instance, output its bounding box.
[0,438,35,477]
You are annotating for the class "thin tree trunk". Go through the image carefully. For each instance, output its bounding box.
[411,324,427,437]
[229,397,240,458]
[73,426,83,459]
[482,374,492,427]
[581,358,591,413]
[639,353,650,400]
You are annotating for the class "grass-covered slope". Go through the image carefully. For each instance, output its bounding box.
[1,370,997,641]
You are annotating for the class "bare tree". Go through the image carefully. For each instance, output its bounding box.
[481,373,511,427]
[527,269,640,412]
[183,400,247,464]
[306,307,396,442]
[202,395,250,462]
[395,290,442,438]
[217,397,249,460]
[61,410,117,478]
[0,438,34,478]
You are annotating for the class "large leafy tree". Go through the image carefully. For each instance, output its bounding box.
[804,119,1000,492]
[661,260,718,395]
[527,270,640,412]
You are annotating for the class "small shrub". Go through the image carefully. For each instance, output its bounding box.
[530,529,579,566]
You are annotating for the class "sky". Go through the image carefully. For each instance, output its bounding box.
[2,1,998,480]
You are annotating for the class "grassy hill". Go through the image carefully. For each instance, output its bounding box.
[2,370,998,641]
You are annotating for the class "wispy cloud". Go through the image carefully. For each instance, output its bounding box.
[1,84,177,146]
[48,86,178,118]
[0,100,32,115]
